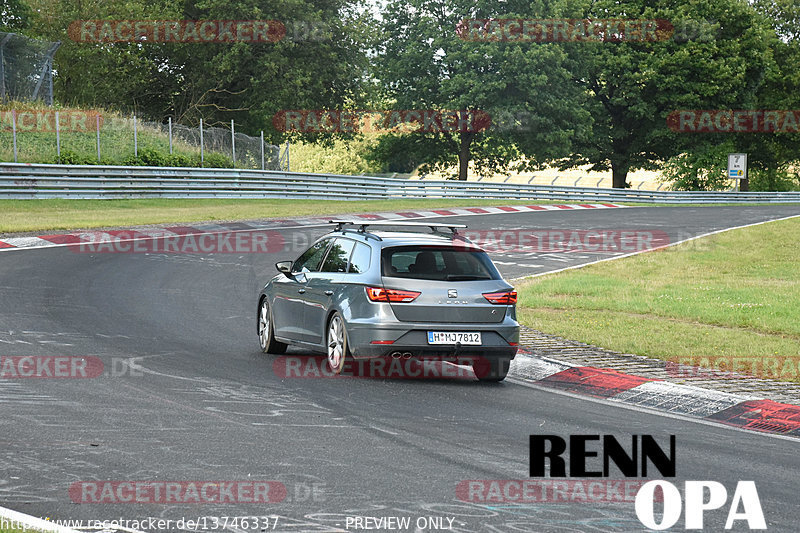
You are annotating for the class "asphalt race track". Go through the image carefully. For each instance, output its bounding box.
[1,205,799,532]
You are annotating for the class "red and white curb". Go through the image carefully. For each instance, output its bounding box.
[0,203,625,251]
[512,350,800,438]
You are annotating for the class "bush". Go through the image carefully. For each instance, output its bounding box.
[198,152,234,168]
[119,149,231,168]
[52,149,99,165]
[662,143,800,191]
[661,143,735,191]
[748,167,800,191]
[122,148,167,167]
[291,137,381,175]
[164,153,193,167]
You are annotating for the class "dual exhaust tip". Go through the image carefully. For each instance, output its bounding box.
[390,351,413,359]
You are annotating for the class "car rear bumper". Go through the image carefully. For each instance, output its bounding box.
[346,318,520,360]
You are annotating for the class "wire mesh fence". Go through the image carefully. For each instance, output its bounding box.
[0,32,60,105]
[0,110,284,170]
[141,118,282,170]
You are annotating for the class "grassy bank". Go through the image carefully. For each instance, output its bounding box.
[516,216,800,382]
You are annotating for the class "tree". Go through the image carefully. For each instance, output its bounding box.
[736,0,800,190]
[26,0,186,117]
[660,0,800,191]
[1,0,31,31]
[170,0,373,136]
[558,0,775,187]
[24,0,373,137]
[374,0,589,180]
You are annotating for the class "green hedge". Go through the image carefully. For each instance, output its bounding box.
[52,147,234,169]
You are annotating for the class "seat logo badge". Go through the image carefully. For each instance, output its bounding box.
[448,289,458,298]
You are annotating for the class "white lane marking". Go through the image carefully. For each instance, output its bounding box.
[511,213,800,281]
[0,380,55,403]
[506,376,800,443]
[369,425,400,436]
[0,505,85,533]
[125,355,207,383]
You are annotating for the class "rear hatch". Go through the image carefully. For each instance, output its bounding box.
[380,245,513,324]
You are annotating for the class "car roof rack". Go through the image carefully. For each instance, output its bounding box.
[329,220,467,236]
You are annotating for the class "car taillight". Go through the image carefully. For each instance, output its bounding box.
[366,287,421,303]
[483,290,517,305]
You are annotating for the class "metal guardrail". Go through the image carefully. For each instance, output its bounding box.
[1,163,799,203]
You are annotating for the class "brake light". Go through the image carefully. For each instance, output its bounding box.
[483,290,517,305]
[366,287,421,303]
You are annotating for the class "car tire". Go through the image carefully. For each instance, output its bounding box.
[474,357,510,382]
[326,311,350,375]
[258,298,287,354]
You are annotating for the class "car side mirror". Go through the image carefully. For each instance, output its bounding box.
[276,261,293,277]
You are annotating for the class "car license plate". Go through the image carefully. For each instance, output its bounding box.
[427,331,482,345]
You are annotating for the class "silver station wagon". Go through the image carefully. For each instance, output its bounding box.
[257,221,520,381]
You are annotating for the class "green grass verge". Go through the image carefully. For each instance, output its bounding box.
[516,216,800,383]
[0,526,47,533]
[0,198,577,234]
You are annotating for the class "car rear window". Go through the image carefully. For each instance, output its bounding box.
[381,246,501,281]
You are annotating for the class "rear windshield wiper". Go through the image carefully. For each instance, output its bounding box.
[445,275,491,281]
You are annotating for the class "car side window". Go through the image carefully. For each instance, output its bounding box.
[293,239,331,273]
[320,238,356,273]
[348,242,371,274]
